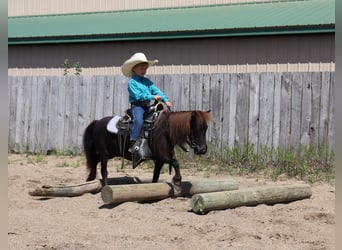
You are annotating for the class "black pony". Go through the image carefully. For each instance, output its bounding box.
[83,109,211,186]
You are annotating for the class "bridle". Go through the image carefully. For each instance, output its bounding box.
[187,133,199,150]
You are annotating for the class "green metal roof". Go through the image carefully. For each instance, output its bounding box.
[8,0,335,45]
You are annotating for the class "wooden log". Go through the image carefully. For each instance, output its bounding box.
[28,176,149,197]
[28,180,103,197]
[190,183,312,214]
[177,178,239,197]
[101,178,238,204]
[101,183,171,204]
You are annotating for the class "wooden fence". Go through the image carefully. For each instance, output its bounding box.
[8,62,335,76]
[8,72,335,155]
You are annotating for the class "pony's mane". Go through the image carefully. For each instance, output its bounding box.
[166,110,211,145]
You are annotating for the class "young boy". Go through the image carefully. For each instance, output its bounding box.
[121,52,172,151]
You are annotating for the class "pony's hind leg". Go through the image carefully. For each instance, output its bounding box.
[100,155,109,186]
[86,170,97,182]
[86,154,99,182]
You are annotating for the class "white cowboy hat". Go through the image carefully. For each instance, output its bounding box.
[121,52,158,77]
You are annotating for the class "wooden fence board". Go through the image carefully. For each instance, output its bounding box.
[228,74,238,148]
[328,73,335,153]
[209,73,223,150]
[28,76,39,152]
[310,72,321,151]
[221,74,230,146]
[235,74,249,150]
[259,73,274,149]
[13,76,23,152]
[195,74,205,110]
[248,73,260,151]
[161,74,175,109]
[8,76,16,149]
[272,73,282,150]
[79,76,93,134]
[202,74,211,112]
[56,77,67,151]
[121,76,131,114]
[47,76,59,151]
[8,72,335,155]
[319,72,331,147]
[76,77,87,151]
[22,77,31,151]
[37,76,49,152]
[112,75,122,115]
[154,74,166,107]
[172,74,182,111]
[64,76,79,151]
[72,77,80,151]
[94,76,105,119]
[290,73,303,152]
[300,73,311,146]
[103,76,114,117]
[26,77,37,150]
[180,74,191,111]
[279,73,292,149]
[151,74,163,106]
[189,74,199,110]
[63,77,72,151]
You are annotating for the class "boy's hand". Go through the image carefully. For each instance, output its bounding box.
[154,95,162,101]
[165,101,172,107]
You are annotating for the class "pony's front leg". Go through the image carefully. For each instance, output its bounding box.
[170,159,182,186]
[152,160,163,183]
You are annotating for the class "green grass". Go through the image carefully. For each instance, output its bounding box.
[175,143,335,184]
[8,143,334,183]
[26,153,48,165]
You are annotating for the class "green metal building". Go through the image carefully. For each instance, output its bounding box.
[8,0,335,72]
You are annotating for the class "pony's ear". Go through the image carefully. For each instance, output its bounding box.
[190,111,198,125]
[204,110,212,121]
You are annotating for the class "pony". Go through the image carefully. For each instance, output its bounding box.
[83,109,211,186]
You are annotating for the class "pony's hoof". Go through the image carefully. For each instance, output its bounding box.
[172,176,182,186]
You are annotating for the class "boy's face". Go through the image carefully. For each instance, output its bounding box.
[132,62,148,77]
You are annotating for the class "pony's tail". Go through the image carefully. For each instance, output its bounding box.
[83,120,98,173]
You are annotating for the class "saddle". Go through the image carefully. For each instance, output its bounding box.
[117,102,163,134]
[116,101,166,168]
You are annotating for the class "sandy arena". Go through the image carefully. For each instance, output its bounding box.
[8,154,335,250]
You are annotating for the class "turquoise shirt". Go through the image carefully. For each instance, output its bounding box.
[128,75,169,103]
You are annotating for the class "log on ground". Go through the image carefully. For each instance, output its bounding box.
[101,178,238,204]
[190,183,312,214]
[28,180,103,197]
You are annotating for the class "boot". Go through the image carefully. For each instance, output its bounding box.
[128,140,136,153]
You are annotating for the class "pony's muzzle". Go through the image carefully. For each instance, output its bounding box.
[194,145,207,154]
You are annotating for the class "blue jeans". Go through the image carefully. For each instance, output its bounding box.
[130,105,148,141]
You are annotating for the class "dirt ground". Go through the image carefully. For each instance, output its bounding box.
[8,154,335,250]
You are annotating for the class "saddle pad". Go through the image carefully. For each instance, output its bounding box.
[106,115,122,134]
